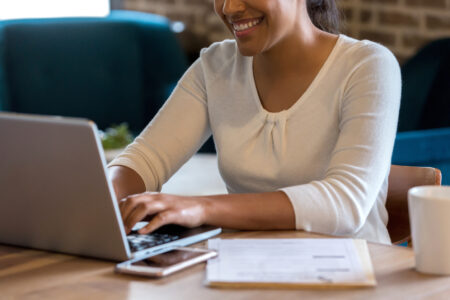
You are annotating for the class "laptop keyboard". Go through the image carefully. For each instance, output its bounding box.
[127,232,180,252]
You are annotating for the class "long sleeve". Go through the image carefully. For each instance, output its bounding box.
[108,36,401,244]
[280,43,401,237]
[108,58,211,191]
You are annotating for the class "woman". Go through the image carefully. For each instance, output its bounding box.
[109,0,401,244]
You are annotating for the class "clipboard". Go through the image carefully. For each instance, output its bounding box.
[206,238,376,289]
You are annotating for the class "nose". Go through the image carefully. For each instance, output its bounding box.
[222,0,245,16]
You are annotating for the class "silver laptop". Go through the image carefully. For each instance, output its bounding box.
[0,112,221,261]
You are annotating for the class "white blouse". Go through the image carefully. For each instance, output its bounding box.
[110,34,401,244]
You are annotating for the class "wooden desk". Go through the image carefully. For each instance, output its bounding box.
[2,155,450,299]
[1,230,450,299]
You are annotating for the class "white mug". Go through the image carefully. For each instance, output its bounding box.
[408,185,450,275]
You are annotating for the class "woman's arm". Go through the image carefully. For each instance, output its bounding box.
[281,44,401,236]
[202,192,295,230]
[109,166,146,201]
[119,191,296,234]
[107,57,210,193]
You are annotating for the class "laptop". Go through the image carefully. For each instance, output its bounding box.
[0,112,221,261]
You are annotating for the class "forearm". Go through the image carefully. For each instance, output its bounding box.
[108,165,146,201]
[201,191,296,230]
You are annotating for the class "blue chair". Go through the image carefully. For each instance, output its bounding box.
[0,10,188,133]
[392,38,450,185]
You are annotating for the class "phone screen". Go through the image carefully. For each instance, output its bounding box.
[130,249,207,268]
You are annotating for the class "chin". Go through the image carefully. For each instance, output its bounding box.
[235,42,259,57]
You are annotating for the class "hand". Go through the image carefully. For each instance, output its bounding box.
[119,192,208,234]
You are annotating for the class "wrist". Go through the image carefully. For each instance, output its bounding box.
[199,196,215,225]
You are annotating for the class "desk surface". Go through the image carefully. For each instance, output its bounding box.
[1,230,450,299]
[2,155,450,299]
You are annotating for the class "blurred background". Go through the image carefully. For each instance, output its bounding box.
[0,0,449,183]
[122,0,450,65]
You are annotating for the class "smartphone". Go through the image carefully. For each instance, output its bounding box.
[115,247,217,278]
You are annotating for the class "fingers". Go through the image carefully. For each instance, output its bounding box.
[119,193,205,235]
[138,211,178,234]
[119,193,148,222]
[123,203,151,233]
[124,201,164,233]
[120,192,164,233]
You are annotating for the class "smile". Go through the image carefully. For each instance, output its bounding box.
[231,17,264,33]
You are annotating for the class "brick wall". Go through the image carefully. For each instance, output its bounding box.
[123,0,450,64]
[124,0,227,61]
[340,0,450,63]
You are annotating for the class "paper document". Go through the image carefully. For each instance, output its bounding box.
[206,238,376,288]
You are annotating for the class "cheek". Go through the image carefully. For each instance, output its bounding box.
[266,1,295,32]
[214,1,231,30]
[266,11,293,40]
[213,0,224,17]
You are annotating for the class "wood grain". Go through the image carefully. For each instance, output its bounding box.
[1,231,450,300]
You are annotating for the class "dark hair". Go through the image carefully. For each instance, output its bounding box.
[307,0,340,34]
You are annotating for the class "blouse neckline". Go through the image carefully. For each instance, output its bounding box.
[248,34,343,120]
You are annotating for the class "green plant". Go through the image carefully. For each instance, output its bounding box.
[101,123,133,150]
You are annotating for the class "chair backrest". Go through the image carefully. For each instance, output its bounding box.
[386,165,442,245]
[399,38,450,132]
[0,10,188,132]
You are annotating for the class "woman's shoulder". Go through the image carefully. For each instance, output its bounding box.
[337,34,398,66]
[200,39,238,57]
[198,39,242,73]
[335,35,401,101]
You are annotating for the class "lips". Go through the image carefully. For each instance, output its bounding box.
[231,16,264,32]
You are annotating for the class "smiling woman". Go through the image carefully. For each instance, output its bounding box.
[214,0,340,57]
[109,0,401,245]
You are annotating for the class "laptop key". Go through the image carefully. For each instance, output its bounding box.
[127,232,181,252]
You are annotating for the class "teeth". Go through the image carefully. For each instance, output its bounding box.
[233,18,262,32]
